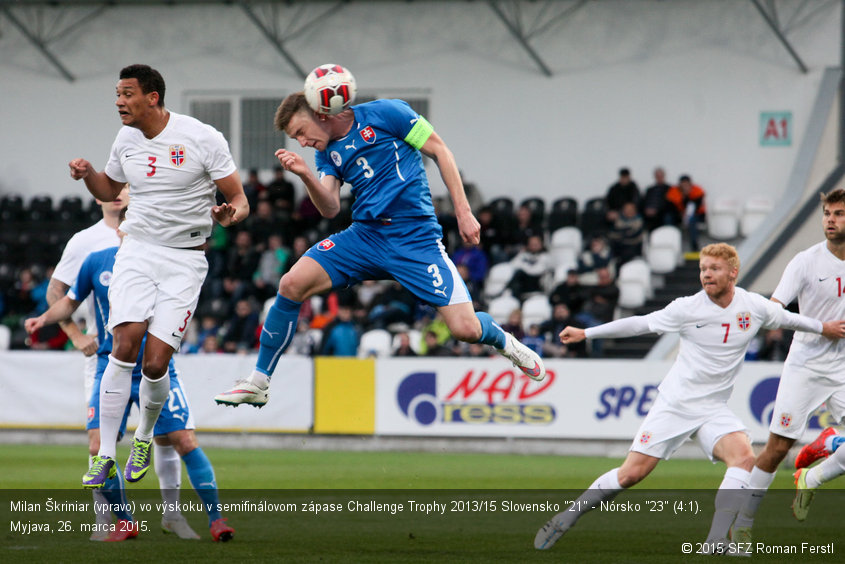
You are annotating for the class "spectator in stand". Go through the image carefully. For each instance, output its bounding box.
[513,203,542,250]
[199,334,221,354]
[367,281,417,330]
[423,329,454,357]
[265,166,296,213]
[500,308,525,342]
[220,299,259,353]
[320,304,360,357]
[577,236,615,281]
[294,193,322,237]
[666,174,707,251]
[465,342,491,358]
[642,166,672,232]
[549,268,586,314]
[246,199,286,251]
[608,201,644,267]
[224,230,260,303]
[758,327,793,361]
[451,240,489,288]
[284,235,311,274]
[242,168,266,210]
[254,234,290,301]
[540,303,586,358]
[393,331,418,357]
[523,323,546,357]
[575,267,620,357]
[477,206,510,264]
[506,234,552,301]
[182,315,222,354]
[605,167,640,225]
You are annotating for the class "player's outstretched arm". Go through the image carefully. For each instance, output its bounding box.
[420,132,480,245]
[68,158,125,202]
[25,295,83,342]
[212,172,250,227]
[560,326,586,343]
[820,319,845,339]
[45,278,97,356]
[275,148,341,218]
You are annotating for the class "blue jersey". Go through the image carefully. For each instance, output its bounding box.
[68,247,117,356]
[69,246,167,369]
[315,99,437,221]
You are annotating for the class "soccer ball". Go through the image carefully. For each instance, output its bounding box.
[303,64,357,115]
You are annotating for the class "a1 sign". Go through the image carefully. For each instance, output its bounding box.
[760,111,792,146]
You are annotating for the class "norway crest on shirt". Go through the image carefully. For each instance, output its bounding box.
[169,144,186,167]
[360,126,376,144]
[736,312,751,331]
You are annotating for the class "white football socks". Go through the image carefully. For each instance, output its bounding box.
[706,466,750,541]
[154,443,182,517]
[135,372,170,442]
[732,466,775,529]
[557,468,623,528]
[97,355,134,460]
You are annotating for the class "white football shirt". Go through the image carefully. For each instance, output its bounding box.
[644,288,818,412]
[773,241,845,374]
[103,111,237,248]
[51,219,121,333]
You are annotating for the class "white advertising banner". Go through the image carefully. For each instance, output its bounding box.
[375,358,831,443]
[0,351,313,432]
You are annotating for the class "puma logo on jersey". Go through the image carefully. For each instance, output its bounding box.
[345,140,356,150]
[434,287,448,297]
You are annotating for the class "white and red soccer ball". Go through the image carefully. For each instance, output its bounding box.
[304,64,357,115]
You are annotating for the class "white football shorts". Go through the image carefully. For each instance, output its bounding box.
[769,362,845,439]
[107,235,208,350]
[630,394,747,462]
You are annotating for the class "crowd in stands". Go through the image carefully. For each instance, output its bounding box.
[3,164,765,360]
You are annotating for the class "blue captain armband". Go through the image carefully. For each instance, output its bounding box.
[404,116,434,149]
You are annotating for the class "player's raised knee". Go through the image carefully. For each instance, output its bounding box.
[450,319,483,343]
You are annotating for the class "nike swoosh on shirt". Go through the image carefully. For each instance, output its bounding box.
[695,324,706,328]
[819,277,830,282]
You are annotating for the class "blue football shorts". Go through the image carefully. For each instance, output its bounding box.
[87,354,194,437]
[303,217,471,307]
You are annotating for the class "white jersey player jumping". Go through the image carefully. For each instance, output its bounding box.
[534,243,845,554]
[69,64,249,490]
[734,188,845,537]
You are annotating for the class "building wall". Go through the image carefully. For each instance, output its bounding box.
[0,0,840,209]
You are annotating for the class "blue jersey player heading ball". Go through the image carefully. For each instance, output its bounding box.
[215,87,545,407]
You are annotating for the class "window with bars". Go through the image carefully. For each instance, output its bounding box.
[186,91,431,171]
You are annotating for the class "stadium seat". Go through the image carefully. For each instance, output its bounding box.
[392,329,423,354]
[358,329,393,358]
[57,195,85,223]
[579,197,608,238]
[487,293,521,325]
[521,295,552,331]
[0,194,24,222]
[547,197,578,231]
[484,262,515,300]
[549,226,582,268]
[519,196,546,227]
[647,225,682,274]
[617,258,652,309]
[740,196,773,237]
[27,195,54,222]
[707,197,741,240]
[488,196,514,218]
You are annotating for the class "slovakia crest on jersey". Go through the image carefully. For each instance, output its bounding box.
[169,144,186,167]
[736,312,751,331]
[317,239,335,251]
[360,126,376,144]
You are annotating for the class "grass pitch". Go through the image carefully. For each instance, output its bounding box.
[0,445,840,563]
